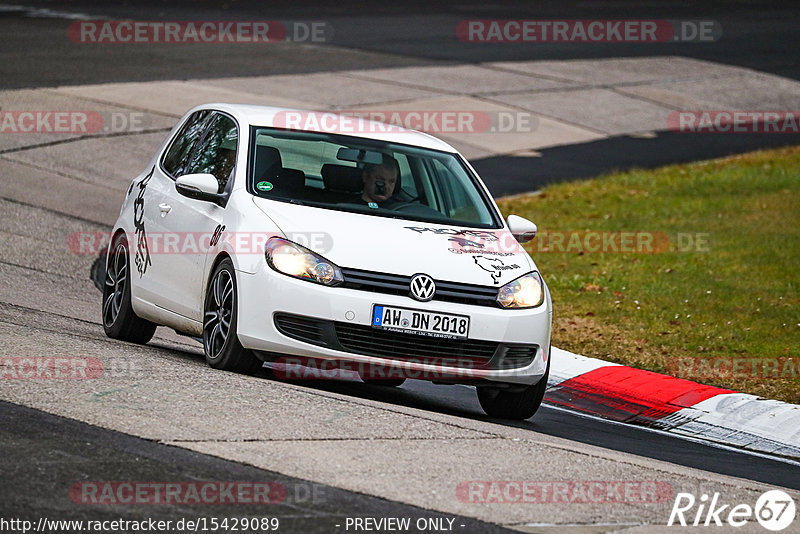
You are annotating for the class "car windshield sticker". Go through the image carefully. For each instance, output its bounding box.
[473,255,520,284]
[368,202,379,209]
[256,181,273,192]
[132,166,154,277]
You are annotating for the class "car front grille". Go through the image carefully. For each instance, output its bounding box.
[334,322,497,366]
[273,313,537,371]
[340,267,499,307]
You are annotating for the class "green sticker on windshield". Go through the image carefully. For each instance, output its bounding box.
[256,181,273,192]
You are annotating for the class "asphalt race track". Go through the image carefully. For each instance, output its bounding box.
[4,0,800,190]
[4,0,799,86]
[1,1,799,532]
[0,401,512,533]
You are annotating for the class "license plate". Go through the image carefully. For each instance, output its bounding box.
[371,305,470,340]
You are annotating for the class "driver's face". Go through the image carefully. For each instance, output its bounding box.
[362,166,397,203]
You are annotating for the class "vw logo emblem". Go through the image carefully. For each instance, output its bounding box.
[409,274,436,302]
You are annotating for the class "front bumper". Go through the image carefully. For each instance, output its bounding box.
[235,263,552,385]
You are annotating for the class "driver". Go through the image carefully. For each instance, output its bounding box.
[360,154,400,208]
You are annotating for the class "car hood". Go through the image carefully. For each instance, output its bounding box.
[252,197,535,287]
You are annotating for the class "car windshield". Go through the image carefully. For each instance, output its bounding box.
[248,127,501,228]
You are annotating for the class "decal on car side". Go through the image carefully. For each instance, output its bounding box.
[472,255,520,285]
[210,224,225,247]
[449,236,484,248]
[447,236,515,257]
[132,166,154,277]
[404,226,499,240]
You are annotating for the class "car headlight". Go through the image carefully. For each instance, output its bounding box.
[265,237,343,286]
[497,272,544,309]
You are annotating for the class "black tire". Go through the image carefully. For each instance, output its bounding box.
[91,251,107,291]
[203,258,262,374]
[102,234,157,344]
[477,355,550,420]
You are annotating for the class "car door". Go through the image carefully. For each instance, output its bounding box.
[147,112,238,322]
[134,109,212,310]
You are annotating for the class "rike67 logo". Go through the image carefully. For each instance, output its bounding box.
[669,490,796,531]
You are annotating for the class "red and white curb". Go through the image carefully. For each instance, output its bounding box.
[545,348,800,460]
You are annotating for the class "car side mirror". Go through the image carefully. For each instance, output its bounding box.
[175,173,224,206]
[507,214,537,243]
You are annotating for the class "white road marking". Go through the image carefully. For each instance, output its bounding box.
[540,403,800,469]
[456,383,800,466]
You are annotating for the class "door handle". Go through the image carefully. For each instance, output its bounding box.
[159,203,172,216]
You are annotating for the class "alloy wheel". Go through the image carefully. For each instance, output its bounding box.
[102,243,128,328]
[204,268,234,359]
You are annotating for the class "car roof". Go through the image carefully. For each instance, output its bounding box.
[196,103,460,153]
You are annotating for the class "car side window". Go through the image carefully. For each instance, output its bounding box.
[395,153,418,198]
[185,114,238,193]
[162,110,212,178]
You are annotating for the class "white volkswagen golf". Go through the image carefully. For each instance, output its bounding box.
[103,104,552,419]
